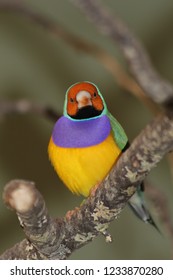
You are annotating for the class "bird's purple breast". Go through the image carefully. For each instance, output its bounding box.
[52,115,111,148]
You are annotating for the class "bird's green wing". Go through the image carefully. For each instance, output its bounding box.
[107,111,128,150]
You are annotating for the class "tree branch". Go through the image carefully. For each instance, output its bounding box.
[0,100,59,121]
[1,112,173,259]
[0,0,159,114]
[71,0,173,106]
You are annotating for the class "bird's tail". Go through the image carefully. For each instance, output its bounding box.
[128,183,160,232]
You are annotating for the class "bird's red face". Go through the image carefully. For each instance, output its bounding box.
[66,82,104,119]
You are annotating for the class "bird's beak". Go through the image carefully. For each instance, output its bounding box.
[76,91,92,109]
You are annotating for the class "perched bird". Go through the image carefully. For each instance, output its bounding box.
[48,81,157,229]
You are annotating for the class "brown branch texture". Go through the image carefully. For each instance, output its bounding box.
[71,0,173,106]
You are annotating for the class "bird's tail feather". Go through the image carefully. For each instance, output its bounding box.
[128,184,160,233]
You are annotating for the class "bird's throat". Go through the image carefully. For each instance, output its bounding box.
[72,106,103,120]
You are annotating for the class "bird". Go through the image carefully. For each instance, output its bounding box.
[48,81,158,230]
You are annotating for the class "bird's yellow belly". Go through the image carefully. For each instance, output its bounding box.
[48,133,121,197]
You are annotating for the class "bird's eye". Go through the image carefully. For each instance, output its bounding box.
[70,97,75,103]
[93,92,97,98]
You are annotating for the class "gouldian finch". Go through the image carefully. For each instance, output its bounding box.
[48,81,158,229]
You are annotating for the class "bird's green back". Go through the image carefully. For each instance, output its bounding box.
[107,111,128,150]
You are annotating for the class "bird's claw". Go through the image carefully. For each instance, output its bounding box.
[65,207,79,221]
[90,182,100,197]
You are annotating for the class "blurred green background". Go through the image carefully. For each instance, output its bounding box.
[0,0,173,259]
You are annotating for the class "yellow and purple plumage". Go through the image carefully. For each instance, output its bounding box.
[48,133,120,196]
[48,82,123,196]
[48,81,158,230]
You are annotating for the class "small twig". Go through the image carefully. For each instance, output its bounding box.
[0,100,60,121]
[1,112,173,259]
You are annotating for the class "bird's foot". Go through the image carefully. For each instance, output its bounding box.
[65,207,79,221]
[90,182,100,197]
